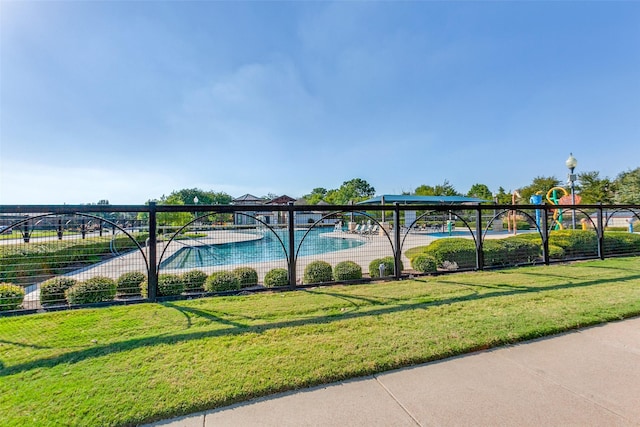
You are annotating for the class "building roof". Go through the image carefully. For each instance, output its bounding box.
[232,194,264,204]
[267,195,296,205]
[358,194,488,205]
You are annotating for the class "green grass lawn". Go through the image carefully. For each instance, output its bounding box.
[0,231,74,240]
[2,257,640,426]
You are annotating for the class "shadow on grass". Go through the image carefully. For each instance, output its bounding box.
[163,302,249,329]
[2,273,640,377]
[0,339,57,350]
[302,289,401,307]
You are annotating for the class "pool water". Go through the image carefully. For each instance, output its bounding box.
[160,228,364,269]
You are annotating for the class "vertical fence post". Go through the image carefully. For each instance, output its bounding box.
[287,202,297,288]
[597,204,605,260]
[541,205,550,265]
[147,202,158,302]
[23,222,30,243]
[394,203,402,279]
[475,207,484,270]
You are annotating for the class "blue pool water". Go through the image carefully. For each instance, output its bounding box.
[160,228,364,269]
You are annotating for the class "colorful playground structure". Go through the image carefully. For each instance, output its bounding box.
[522,186,583,231]
[546,187,569,230]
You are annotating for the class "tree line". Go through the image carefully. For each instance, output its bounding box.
[139,167,639,210]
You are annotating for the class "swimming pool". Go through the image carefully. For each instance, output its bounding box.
[159,228,365,269]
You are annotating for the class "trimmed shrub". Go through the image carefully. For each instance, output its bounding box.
[157,274,184,296]
[512,230,640,258]
[116,272,146,297]
[205,271,240,292]
[303,260,333,284]
[422,238,476,269]
[264,268,288,288]
[181,270,207,292]
[548,230,598,257]
[482,240,505,267]
[548,245,565,259]
[40,277,78,306]
[411,254,437,273]
[0,283,24,311]
[232,267,258,288]
[333,261,363,281]
[66,276,116,305]
[369,256,403,278]
[603,232,640,255]
[484,238,540,267]
[502,220,531,230]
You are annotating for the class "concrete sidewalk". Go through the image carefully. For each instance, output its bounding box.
[146,317,640,426]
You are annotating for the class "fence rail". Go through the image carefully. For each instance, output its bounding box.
[1,202,639,315]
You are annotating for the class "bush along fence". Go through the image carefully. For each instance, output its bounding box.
[0,202,639,314]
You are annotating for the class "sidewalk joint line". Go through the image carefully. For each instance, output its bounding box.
[374,374,423,426]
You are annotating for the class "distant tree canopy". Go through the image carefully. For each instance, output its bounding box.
[302,187,328,205]
[414,180,460,196]
[614,167,640,204]
[495,187,511,204]
[155,198,192,227]
[578,171,617,204]
[303,179,375,205]
[138,188,233,226]
[326,178,376,204]
[518,176,562,203]
[466,183,493,201]
[145,166,640,214]
[160,188,232,206]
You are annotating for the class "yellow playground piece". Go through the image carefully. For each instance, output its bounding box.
[546,187,569,230]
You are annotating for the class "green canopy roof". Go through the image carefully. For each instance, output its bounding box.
[357,195,488,205]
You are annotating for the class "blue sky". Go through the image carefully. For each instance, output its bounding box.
[1,1,639,204]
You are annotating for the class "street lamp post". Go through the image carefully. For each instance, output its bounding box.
[565,153,578,229]
[193,196,199,230]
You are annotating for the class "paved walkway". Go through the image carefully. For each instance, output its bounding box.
[146,317,640,426]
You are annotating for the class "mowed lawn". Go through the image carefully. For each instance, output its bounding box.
[2,258,640,426]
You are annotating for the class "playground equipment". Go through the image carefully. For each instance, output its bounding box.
[529,192,544,228]
[508,190,521,234]
[546,187,569,230]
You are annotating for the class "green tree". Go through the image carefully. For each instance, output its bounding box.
[614,167,640,204]
[302,187,328,205]
[577,171,616,204]
[466,183,492,201]
[325,179,375,204]
[495,187,511,204]
[159,188,233,224]
[414,180,460,197]
[434,180,460,196]
[162,188,232,206]
[157,197,192,227]
[414,184,436,196]
[519,176,561,203]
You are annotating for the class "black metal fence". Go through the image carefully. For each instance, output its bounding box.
[1,202,639,315]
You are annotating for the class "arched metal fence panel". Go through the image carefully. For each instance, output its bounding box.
[1,203,639,314]
[0,211,148,311]
[295,211,396,284]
